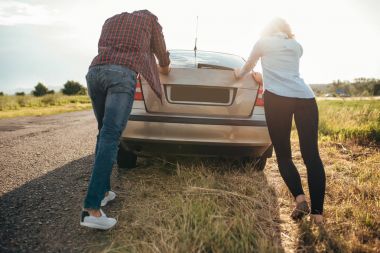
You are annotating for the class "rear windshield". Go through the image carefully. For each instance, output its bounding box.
[169,50,245,69]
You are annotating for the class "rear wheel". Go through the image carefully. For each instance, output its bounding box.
[117,144,137,169]
[240,157,267,171]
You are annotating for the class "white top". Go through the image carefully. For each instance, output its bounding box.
[237,32,315,98]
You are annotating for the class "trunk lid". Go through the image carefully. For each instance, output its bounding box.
[142,68,259,118]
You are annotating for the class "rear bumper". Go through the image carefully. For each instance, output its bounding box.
[128,114,267,126]
[122,139,273,157]
[121,114,272,157]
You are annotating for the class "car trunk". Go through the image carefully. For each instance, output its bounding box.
[141,68,259,118]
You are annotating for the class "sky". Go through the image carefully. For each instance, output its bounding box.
[0,0,379,93]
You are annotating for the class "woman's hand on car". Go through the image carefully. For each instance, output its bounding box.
[252,71,263,85]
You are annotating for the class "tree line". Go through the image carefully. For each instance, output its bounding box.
[0,81,87,97]
[312,78,380,96]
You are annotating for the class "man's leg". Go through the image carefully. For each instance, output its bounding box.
[86,67,107,157]
[84,67,136,210]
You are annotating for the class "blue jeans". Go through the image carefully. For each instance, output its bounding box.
[84,64,136,209]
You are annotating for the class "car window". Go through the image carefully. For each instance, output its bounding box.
[169,50,245,69]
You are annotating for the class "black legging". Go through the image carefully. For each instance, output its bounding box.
[264,90,326,214]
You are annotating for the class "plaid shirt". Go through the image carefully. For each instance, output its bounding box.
[90,10,170,99]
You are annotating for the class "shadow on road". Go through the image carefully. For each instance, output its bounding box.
[0,154,122,253]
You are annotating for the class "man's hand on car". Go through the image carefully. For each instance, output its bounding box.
[233,68,241,80]
[158,65,170,75]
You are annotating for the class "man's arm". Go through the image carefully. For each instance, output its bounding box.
[151,17,170,73]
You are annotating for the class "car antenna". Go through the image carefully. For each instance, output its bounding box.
[194,16,199,65]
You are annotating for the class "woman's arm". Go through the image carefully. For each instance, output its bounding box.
[234,40,262,79]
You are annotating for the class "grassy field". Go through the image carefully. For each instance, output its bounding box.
[317,99,380,144]
[0,94,91,118]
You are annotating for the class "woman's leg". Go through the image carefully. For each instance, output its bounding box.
[264,91,305,198]
[294,98,326,215]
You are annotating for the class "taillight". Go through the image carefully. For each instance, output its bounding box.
[255,85,264,106]
[134,75,144,101]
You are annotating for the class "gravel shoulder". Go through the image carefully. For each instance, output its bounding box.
[0,110,120,252]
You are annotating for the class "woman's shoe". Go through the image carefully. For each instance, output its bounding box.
[291,201,310,220]
[310,214,324,225]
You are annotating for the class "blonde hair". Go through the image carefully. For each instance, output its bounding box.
[261,18,294,39]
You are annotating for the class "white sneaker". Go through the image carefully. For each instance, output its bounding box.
[101,191,116,207]
[80,209,117,230]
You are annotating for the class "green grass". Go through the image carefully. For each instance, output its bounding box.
[0,94,91,118]
[317,99,380,144]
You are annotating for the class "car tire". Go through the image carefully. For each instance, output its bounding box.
[117,145,137,169]
[241,157,267,171]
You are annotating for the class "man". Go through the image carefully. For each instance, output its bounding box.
[80,10,170,230]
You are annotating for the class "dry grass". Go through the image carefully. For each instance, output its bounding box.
[103,158,285,253]
[275,135,380,253]
[95,140,379,253]
[314,142,380,252]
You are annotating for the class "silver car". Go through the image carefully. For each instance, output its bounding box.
[118,50,272,170]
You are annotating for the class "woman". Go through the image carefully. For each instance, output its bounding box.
[235,18,325,224]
